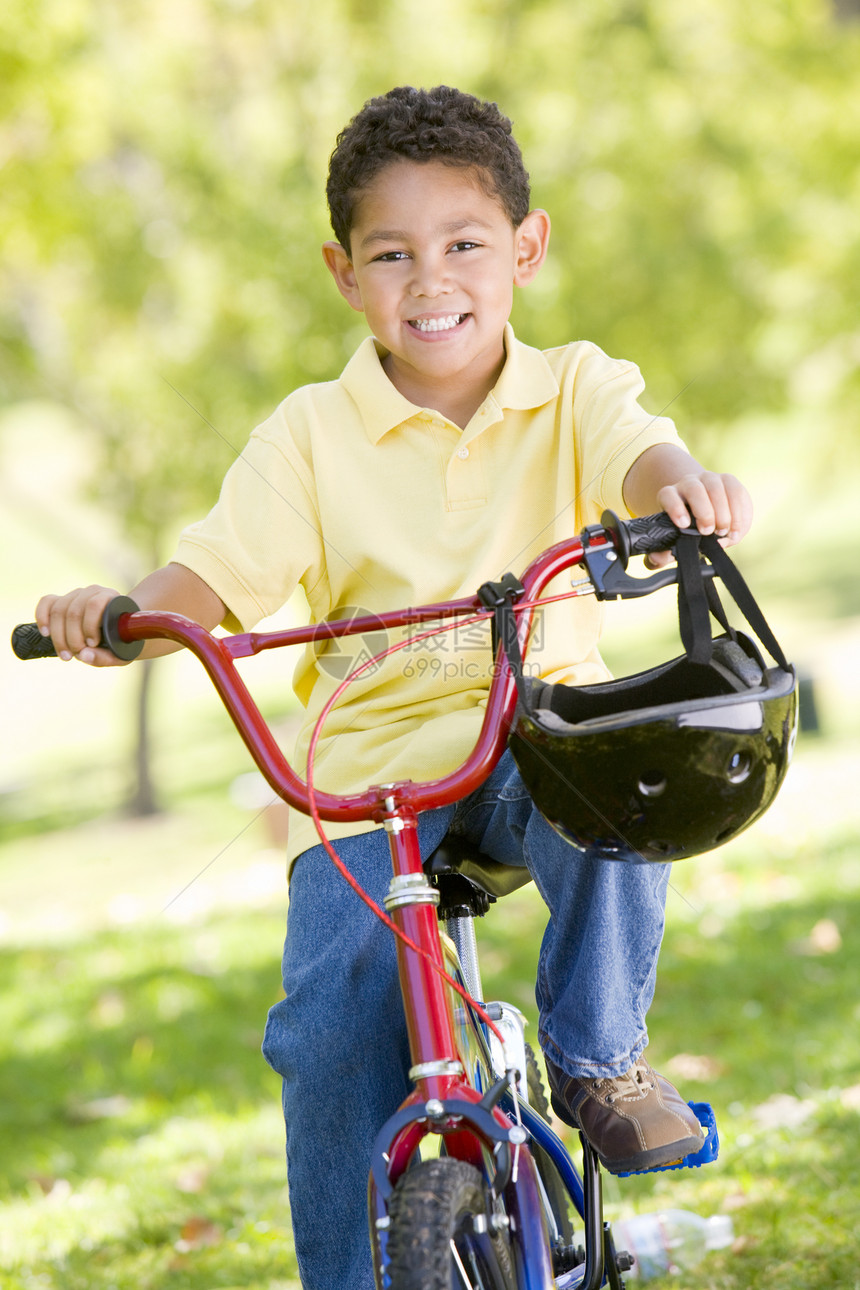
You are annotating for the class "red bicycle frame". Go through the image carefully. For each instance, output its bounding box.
[103,518,642,1289]
[114,528,603,816]
[11,509,727,1287]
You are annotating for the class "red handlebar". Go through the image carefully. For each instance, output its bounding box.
[115,527,603,821]
[15,512,685,819]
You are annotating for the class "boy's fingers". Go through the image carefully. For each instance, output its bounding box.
[76,645,128,668]
[54,589,90,657]
[81,592,117,648]
[35,595,58,640]
[690,473,752,545]
[656,473,752,550]
[696,474,731,536]
[46,596,74,660]
[656,482,693,532]
[720,474,754,544]
[664,474,744,538]
[36,586,120,663]
[35,594,69,660]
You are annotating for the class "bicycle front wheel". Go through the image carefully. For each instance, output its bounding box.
[386,1157,517,1290]
[524,1044,576,1255]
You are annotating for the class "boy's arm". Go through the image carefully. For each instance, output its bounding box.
[622,443,753,548]
[35,563,226,667]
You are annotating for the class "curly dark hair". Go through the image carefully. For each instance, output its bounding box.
[326,86,531,251]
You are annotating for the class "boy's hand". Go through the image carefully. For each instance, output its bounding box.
[34,565,227,666]
[35,586,128,667]
[623,446,753,570]
[646,472,752,570]
[657,470,753,546]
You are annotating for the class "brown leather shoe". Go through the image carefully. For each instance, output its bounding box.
[544,1054,705,1174]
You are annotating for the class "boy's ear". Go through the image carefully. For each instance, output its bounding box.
[513,209,551,287]
[322,241,365,313]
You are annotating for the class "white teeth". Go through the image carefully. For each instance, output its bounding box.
[410,314,463,332]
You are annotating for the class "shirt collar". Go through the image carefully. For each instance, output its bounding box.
[491,323,560,413]
[340,324,560,444]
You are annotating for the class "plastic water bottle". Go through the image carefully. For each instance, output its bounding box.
[612,1208,734,1280]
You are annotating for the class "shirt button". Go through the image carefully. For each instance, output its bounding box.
[457,446,469,460]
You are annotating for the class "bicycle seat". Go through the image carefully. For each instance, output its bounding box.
[424,835,532,905]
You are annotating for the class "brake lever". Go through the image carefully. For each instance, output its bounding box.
[582,541,680,600]
[581,512,714,601]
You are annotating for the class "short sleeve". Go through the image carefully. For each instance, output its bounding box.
[172,407,326,632]
[571,347,686,523]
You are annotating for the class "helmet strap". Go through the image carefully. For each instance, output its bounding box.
[477,574,530,708]
[481,530,790,719]
[676,534,720,663]
[676,533,789,672]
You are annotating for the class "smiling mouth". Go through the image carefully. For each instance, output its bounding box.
[407,313,468,333]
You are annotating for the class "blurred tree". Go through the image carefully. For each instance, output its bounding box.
[1,0,858,809]
[500,0,860,460]
[0,0,368,810]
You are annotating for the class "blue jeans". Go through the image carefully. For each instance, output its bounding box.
[262,751,670,1290]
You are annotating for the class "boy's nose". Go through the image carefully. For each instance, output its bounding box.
[409,258,452,298]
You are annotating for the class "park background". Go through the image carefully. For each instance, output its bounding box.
[1,0,859,1286]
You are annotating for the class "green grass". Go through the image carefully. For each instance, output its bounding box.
[476,732,860,1288]
[3,409,860,1286]
[0,906,297,1288]
[0,659,300,1285]
[1,730,858,1287]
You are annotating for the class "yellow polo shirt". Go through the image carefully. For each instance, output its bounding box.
[174,325,684,863]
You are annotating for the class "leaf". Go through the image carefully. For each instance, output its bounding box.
[664,1052,726,1081]
[66,1094,132,1122]
[750,1093,817,1130]
[175,1215,223,1252]
[791,918,842,956]
[174,1164,211,1194]
[839,1084,860,1110]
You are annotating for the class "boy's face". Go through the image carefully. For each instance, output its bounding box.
[323,160,549,418]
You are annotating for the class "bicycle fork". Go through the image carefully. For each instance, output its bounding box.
[445,902,622,1290]
[367,795,555,1289]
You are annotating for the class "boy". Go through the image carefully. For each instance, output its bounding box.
[37,86,752,1290]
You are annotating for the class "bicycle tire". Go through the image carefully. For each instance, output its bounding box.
[524,1044,577,1253]
[386,1157,517,1290]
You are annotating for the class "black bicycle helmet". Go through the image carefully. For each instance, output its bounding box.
[505,526,798,863]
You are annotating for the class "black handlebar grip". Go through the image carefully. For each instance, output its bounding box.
[11,595,143,662]
[623,512,683,556]
[11,622,58,659]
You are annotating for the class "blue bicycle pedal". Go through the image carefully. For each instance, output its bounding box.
[616,1101,719,1177]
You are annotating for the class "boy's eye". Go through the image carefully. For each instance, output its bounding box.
[373,250,410,263]
[451,241,480,253]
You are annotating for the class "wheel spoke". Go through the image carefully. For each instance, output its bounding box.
[451,1238,472,1288]
[386,1158,515,1290]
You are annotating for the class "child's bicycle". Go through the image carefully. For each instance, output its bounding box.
[13,510,797,1289]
